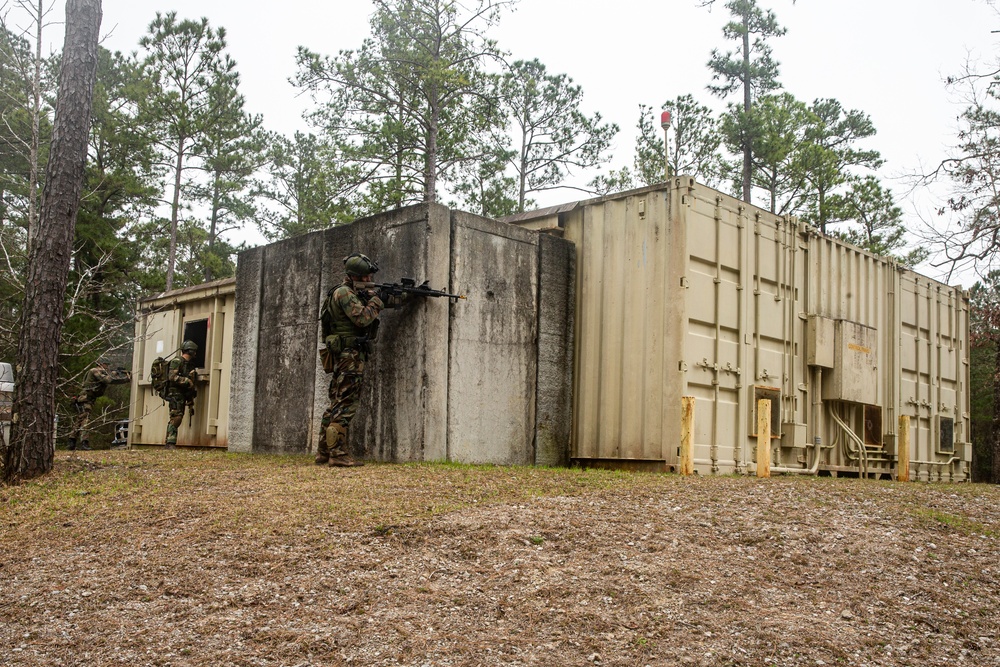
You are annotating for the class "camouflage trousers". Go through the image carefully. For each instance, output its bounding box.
[165,390,193,445]
[69,399,94,443]
[319,348,366,457]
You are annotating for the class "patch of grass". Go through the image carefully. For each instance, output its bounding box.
[912,508,998,537]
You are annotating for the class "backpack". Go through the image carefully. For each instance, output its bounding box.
[320,287,336,339]
[150,356,169,399]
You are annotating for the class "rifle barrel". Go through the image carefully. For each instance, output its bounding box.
[377,280,466,301]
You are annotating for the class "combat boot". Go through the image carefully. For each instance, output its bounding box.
[79,440,91,451]
[67,437,77,451]
[325,423,362,466]
[315,436,330,465]
[329,453,364,467]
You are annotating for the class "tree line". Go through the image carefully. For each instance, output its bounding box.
[1,0,999,480]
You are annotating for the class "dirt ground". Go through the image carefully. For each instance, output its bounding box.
[1,450,998,667]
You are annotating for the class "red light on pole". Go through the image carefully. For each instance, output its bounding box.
[661,111,672,181]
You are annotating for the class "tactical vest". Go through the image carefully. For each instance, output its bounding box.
[167,357,196,393]
[322,284,379,354]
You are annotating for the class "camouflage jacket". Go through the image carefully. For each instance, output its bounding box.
[328,278,384,338]
[78,366,112,402]
[167,356,197,397]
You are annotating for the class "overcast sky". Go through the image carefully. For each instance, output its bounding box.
[24,0,1000,282]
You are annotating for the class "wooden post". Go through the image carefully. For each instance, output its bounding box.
[897,415,910,482]
[680,396,695,475]
[756,398,771,478]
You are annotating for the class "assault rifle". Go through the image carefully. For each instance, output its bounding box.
[107,367,131,384]
[374,277,466,303]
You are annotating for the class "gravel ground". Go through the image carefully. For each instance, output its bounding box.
[1,450,998,667]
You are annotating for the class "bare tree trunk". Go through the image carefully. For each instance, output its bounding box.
[24,0,45,253]
[5,0,102,483]
[518,119,528,212]
[166,138,185,291]
[425,85,439,204]
[992,342,1000,484]
[27,1,42,246]
[741,15,752,204]
[818,189,827,235]
[205,173,220,282]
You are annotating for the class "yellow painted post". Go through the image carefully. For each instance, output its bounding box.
[756,398,771,478]
[897,415,910,482]
[680,396,695,475]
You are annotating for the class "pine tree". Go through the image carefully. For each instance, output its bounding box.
[706,0,786,203]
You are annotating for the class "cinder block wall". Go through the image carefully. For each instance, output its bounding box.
[229,203,575,465]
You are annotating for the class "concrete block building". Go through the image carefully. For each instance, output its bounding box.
[227,203,575,466]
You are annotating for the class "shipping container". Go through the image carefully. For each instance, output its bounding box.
[127,278,236,448]
[508,178,971,481]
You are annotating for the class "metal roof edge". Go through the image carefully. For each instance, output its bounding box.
[138,276,237,306]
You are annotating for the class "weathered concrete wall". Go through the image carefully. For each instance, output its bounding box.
[253,233,325,454]
[342,204,452,462]
[535,233,576,467]
[448,211,540,465]
[229,248,263,453]
[230,202,575,466]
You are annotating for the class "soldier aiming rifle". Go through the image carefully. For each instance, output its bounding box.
[67,362,131,451]
[316,253,465,467]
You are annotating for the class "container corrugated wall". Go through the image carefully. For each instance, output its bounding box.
[128,279,236,448]
[542,178,971,480]
[562,189,683,469]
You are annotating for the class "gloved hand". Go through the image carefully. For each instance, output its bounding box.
[356,282,379,302]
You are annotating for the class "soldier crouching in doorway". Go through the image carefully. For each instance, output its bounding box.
[317,252,403,467]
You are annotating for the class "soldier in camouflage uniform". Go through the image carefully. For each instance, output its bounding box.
[317,253,403,467]
[68,363,130,450]
[165,340,199,448]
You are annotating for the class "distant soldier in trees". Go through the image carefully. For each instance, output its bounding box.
[67,362,130,451]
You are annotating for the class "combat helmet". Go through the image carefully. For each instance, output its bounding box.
[180,340,199,354]
[344,252,379,277]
